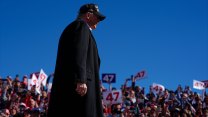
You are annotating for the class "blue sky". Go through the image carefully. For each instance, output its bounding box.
[0,0,207,94]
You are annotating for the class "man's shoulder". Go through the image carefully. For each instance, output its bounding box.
[64,19,88,31]
[70,19,87,27]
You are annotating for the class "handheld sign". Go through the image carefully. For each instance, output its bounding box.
[102,90,122,105]
[102,73,116,83]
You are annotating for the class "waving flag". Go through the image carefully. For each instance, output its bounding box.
[38,69,48,86]
[193,80,205,90]
[28,73,38,90]
[134,70,146,80]
[152,83,165,93]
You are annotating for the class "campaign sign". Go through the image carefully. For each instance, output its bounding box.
[102,73,116,83]
[102,90,122,105]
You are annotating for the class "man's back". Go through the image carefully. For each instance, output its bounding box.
[47,3,105,117]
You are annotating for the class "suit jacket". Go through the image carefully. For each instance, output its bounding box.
[47,19,104,117]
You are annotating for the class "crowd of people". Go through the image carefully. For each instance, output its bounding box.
[0,75,48,117]
[0,74,208,117]
[102,78,208,117]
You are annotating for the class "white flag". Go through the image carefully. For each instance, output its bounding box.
[28,74,38,90]
[38,69,48,86]
[193,80,205,90]
[152,83,165,93]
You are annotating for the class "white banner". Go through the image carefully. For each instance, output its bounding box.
[193,80,205,90]
[152,83,165,93]
[102,90,122,105]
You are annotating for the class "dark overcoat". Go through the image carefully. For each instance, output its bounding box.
[47,19,104,117]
